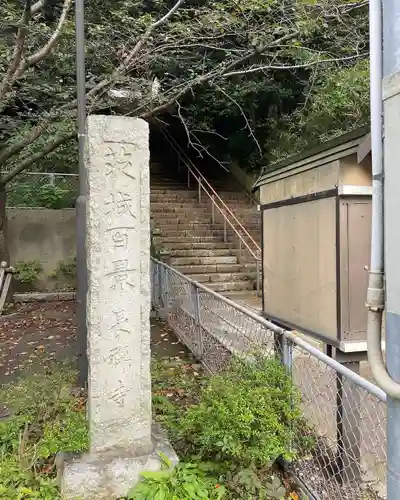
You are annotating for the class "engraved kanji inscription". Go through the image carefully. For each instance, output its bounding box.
[110,308,128,329]
[105,145,136,179]
[109,384,126,407]
[106,227,132,249]
[106,259,136,291]
[105,191,136,218]
[108,347,120,365]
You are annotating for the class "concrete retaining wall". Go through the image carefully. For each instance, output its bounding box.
[7,208,76,291]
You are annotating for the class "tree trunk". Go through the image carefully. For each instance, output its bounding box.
[0,187,8,265]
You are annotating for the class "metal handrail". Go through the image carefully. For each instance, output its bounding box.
[161,134,259,260]
[161,129,261,258]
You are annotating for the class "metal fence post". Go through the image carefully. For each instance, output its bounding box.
[49,173,55,186]
[193,284,204,360]
[224,218,227,242]
[256,260,260,297]
[161,266,169,315]
[198,179,202,203]
[187,169,190,188]
[157,263,163,314]
[282,336,293,373]
[212,195,215,224]
[335,352,362,484]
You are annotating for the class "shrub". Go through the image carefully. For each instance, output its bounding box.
[52,256,76,280]
[14,260,42,284]
[128,455,226,500]
[180,356,302,466]
[8,183,75,209]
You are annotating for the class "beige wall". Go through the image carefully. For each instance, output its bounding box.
[339,154,372,186]
[263,196,338,341]
[260,160,340,205]
[7,208,76,291]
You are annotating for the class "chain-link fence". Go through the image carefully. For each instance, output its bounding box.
[151,257,388,500]
[4,172,79,208]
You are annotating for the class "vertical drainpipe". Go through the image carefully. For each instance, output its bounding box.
[367,0,400,498]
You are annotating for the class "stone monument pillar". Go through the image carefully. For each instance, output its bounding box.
[60,115,177,499]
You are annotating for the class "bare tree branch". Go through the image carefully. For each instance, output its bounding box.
[222,52,368,77]
[214,83,262,155]
[0,0,32,102]
[0,0,368,181]
[123,0,187,67]
[12,0,74,82]
[139,31,301,119]
[0,107,75,167]
[0,132,75,186]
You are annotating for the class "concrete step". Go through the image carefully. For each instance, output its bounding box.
[169,248,236,258]
[151,213,212,222]
[158,229,225,238]
[155,222,214,231]
[150,191,198,199]
[153,236,224,244]
[170,255,238,266]
[187,272,256,283]
[160,241,233,250]
[176,263,257,274]
[151,202,211,211]
[151,194,252,205]
[207,281,255,292]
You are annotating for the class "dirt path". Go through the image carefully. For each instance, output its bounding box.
[0,302,192,386]
[0,301,77,384]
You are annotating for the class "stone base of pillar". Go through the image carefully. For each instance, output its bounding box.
[57,424,178,500]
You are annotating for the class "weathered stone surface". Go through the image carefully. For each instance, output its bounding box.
[60,425,178,500]
[13,292,76,302]
[60,115,175,499]
[85,115,151,454]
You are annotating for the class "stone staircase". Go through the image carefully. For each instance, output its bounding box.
[150,172,260,295]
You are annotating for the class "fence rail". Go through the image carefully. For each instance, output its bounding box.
[151,257,388,500]
[3,172,79,208]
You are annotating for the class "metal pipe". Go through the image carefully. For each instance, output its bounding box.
[198,179,201,203]
[382,1,400,496]
[75,0,88,388]
[367,0,400,399]
[76,0,86,183]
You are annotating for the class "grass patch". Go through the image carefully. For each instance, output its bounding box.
[0,361,87,499]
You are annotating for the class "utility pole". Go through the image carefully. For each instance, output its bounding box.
[383,0,400,497]
[75,0,88,387]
